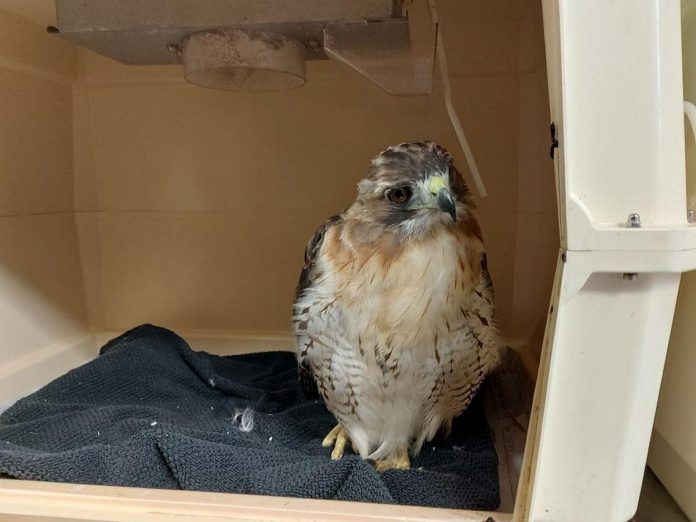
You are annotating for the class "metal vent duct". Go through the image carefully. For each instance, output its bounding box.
[51,0,435,94]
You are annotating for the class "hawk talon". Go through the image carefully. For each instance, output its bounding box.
[321,423,342,447]
[374,449,410,472]
[322,424,350,460]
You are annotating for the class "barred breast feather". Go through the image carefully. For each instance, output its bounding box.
[293,211,498,460]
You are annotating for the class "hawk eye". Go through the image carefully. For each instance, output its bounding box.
[386,186,412,204]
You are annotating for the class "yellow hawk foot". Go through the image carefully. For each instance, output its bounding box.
[322,424,350,460]
[374,449,410,472]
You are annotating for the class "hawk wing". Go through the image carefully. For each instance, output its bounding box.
[457,251,498,394]
[415,250,499,451]
[293,215,343,398]
[446,251,499,412]
[476,253,495,327]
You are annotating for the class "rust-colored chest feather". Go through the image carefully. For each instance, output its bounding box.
[310,217,484,350]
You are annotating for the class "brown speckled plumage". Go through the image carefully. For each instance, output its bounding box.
[293,142,499,468]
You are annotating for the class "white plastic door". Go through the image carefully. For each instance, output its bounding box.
[519,2,696,521]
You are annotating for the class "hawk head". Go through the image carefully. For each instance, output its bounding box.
[354,142,473,239]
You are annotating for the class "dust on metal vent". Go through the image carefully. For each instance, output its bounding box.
[50,0,435,94]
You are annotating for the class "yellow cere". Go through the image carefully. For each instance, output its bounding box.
[428,176,447,195]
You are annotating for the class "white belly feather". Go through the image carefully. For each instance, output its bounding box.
[295,230,495,459]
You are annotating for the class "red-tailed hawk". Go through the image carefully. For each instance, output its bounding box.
[293,141,499,471]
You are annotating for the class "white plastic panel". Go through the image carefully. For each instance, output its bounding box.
[529,264,680,522]
[547,0,692,253]
[523,1,691,521]
[646,5,696,519]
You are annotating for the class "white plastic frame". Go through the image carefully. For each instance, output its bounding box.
[518,1,694,521]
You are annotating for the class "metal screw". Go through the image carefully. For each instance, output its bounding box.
[166,43,182,56]
[626,213,641,228]
[308,39,322,52]
[688,209,696,223]
[623,213,641,279]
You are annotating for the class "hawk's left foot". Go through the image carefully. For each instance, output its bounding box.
[322,423,350,460]
[374,448,410,471]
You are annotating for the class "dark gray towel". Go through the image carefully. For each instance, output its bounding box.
[0,325,499,509]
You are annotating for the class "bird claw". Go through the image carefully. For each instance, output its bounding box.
[374,449,410,471]
[322,424,349,460]
[322,425,411,470]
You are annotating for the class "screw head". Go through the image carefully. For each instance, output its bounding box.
[623,273,638,281]
[626,213,641,228]
[166,43,182,56]
[688,209,696,224]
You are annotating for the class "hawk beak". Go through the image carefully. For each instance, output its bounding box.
[427,176,457,222]
[436,188,457,222]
